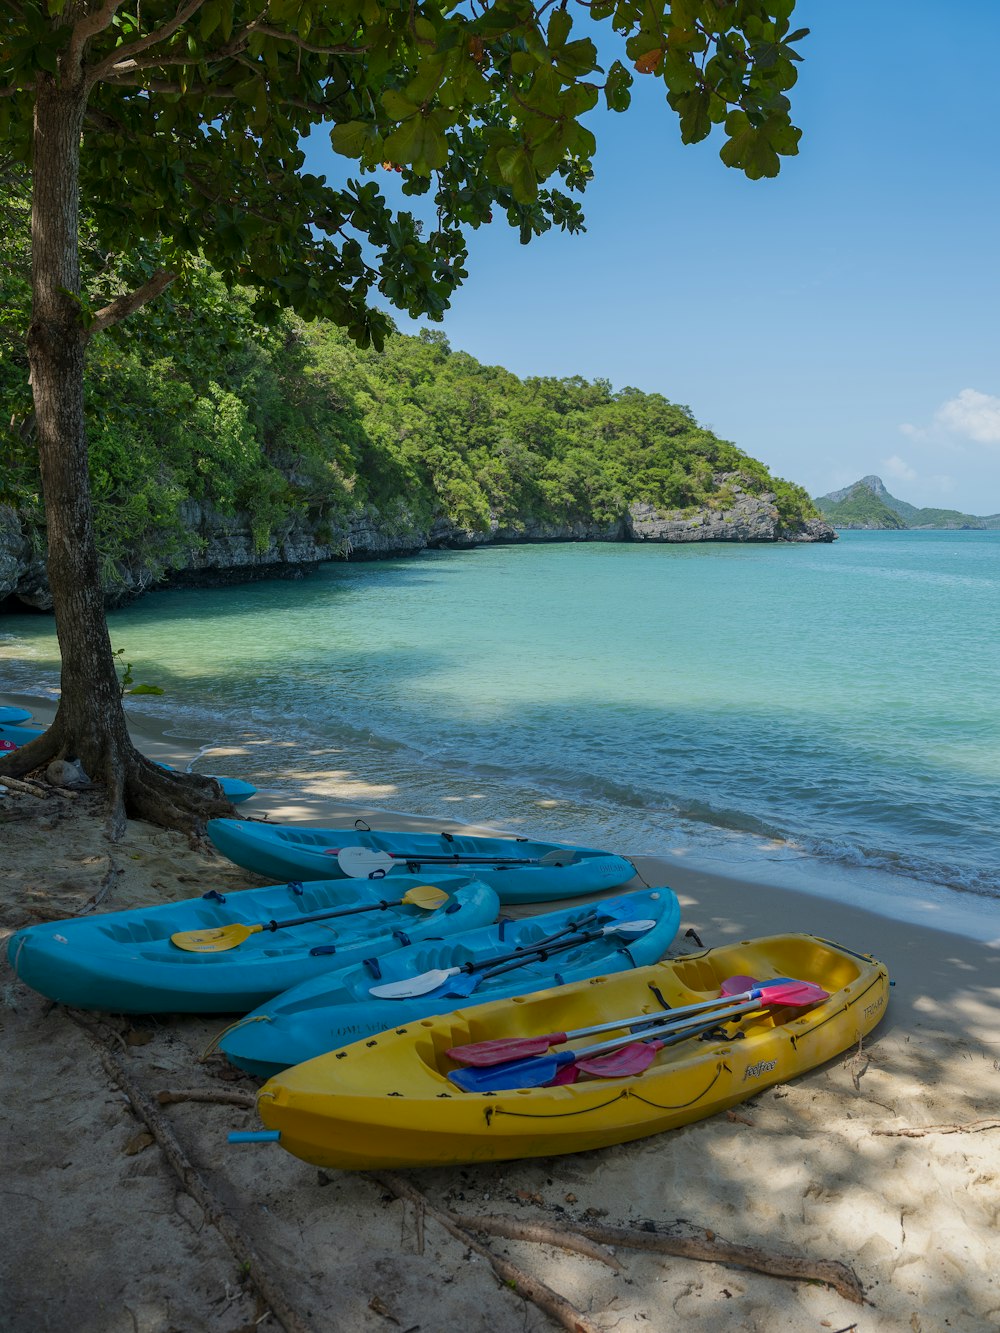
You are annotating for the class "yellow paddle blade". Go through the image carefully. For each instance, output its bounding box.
[171,922,263,953]
[403,884,450,910]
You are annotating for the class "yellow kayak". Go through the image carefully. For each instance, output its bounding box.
[256,933,889,1170]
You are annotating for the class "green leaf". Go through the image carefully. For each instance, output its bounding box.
[675,88,712,143]
[199,2,221,40]
[382,89,420,120]
[547,8,572,49]
[604,60,633,113]
[497,145,537,201]
[330,121,373,158]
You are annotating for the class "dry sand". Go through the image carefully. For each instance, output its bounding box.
[2,693,999,1333]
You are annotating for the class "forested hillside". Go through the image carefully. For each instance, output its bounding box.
[2,211,824,597]
[815,476,1000,530]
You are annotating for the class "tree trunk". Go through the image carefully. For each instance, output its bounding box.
[0,66,233,837]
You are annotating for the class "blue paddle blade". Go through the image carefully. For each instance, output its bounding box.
[433,971,483,1000]
[448,1049,574,1092]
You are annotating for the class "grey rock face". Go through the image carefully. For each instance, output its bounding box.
[0,478,834,612]
[627,477,836,544]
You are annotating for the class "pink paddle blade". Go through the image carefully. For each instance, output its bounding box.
[720,975,760,996]
[766,981,828,1007]
[546,1063,580,1086]
[575,1040,662,1079]
[446,1032,569,1066]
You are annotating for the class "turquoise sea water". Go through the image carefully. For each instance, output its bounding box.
[2,530,999,927]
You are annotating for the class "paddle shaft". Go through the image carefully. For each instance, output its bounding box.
[369,913,602,996]
[435,921,650,995]
[462,910,605,969]
[336,844,579,877]
[447,979,816,1065]
[559,995,769,1063]
[469,925,634,983]
[259,894,436,932]
[369,911,647,999]
[344,851,558,866]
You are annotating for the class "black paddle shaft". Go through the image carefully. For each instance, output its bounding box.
[452,911,603,975]
[263,898,402,932]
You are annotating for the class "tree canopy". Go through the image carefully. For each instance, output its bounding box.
[2,1,806,342]
[0,0,807,834]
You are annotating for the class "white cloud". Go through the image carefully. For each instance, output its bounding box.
[935,388,1000,445]
[882,454,917,481]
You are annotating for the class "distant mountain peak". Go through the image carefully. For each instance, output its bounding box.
[858,474,889,496]
[814,476,1000,530]
[821,474,891,505]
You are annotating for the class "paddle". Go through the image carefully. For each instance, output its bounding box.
[368,917,658,999]
[572,987,818,1078]
[446,982,830,1092]
[363,899,637,999]
[446,978,809,1066]
[336,844,580,878]
[430,918,660,1001]
[169,883,450,952]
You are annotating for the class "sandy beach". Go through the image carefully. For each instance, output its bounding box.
[2,691,999,1333]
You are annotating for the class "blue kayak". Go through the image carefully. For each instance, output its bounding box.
[7,874,499,1014]
[206,819,636,904]
[0,724,256,804]
[0,706,32,723]
[217,886,680,1079]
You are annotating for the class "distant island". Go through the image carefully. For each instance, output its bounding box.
[814,475,1000,530]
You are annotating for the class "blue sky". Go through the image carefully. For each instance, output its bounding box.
[307,1,1000,514]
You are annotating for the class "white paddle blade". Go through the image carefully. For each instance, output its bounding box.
[538,849,582,866]
[337,846,395,877]
[369,966,461,999]
[607,918,656,937]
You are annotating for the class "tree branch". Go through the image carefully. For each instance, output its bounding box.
[99,73,240,96]
[84,269,177,339]
[367,1172,601,1333]
[68,0,126,77]
[68,1014,310,1333]
[88,0,209,84]
[872,1119,1000,1138]
[247,22,369,57]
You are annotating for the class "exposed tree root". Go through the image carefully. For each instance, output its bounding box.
[450,1213,623,1271]
[368,1171,601,1333]
[115,751,234,840]
[872,1119,1000,1138]
[0,729,63,779]
[561,1218,867,1304]
[0,772,69,799]
[156,1087,257,1110]
[445,1208,866,1307]
[68,1014,313,1333]
[0,716,235,838]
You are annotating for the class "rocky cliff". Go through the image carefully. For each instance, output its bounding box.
[0,476,836,612]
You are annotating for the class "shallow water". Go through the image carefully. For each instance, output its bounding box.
[3,530,999,930]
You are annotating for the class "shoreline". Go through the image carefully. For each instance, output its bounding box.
[3,689,1000,1330]
[6,685,1000,946]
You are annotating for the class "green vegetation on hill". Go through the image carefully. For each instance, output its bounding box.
[1,241,821,584]
[815,476,1000,530]
[815,488,907,530]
